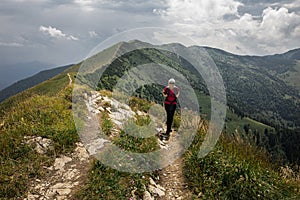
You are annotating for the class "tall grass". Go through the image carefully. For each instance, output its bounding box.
[183,122,300,199]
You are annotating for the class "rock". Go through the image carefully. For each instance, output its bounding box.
[149,177,157,186]
[54,156,72,170]
[106,107,111,113]
[156,184,166,192]
[57,196,67,200]
[156,127,164,133]
[63,169,78,180]
[84,93,88,100]
[149,185,165,197]
[143,190,154,200]
[26,194,40,200]
[46,182,72,197]
[137,110,146,116]
[130,188,138,200]
[98,106,105,112]
[86,138,110,155]
[25,136,54,154]
[74,143,89,161]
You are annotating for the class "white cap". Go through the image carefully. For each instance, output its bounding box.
[168,78,175,84]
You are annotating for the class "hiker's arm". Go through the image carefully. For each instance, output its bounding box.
[176,90,180,98]
[162,89,167,98]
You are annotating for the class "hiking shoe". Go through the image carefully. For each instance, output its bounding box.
[164,134,170,141]
[159,133,169,141]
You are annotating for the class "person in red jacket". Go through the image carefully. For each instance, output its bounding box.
[162,78,180,140]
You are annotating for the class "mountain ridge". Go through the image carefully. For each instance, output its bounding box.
[0,64,73,102]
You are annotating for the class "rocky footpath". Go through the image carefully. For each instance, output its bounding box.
[24,91,193,200]
[25,142,91,200]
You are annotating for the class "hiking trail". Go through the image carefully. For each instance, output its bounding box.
[154,129,193,200]
[24,91,194,199]
[67,73,72,85]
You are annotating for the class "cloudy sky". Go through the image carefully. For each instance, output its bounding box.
[0,0,300,85]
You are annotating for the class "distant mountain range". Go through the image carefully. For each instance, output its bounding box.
[203,46,300,128]
[0,61,54,90]
[0,64,73,102]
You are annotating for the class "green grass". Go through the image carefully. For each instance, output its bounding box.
[0,89,78,198]
[101,112,114,136]
[74,160,152,200]
[0,65,79,198]
[183,123,300,199]
[196,91,211,117]
[225,109,274,135]
[280,60,300,93]
[0,64,79,116]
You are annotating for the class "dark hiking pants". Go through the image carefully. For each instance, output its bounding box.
[165,103,176,135]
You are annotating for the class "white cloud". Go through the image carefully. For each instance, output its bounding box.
[73,0,108,11]
[0,42,23,47]
[271,0,300,10]
[39,26,79,41]
[89,31,98,37]
[161,0,242,23]
[155,0,300,55]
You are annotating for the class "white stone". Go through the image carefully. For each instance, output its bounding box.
[25,136,54,154]
[74,144,89,161]
[149,177,157,186]
[26,194,40,200]
[86,138,110,155]
[149,185,165,197]
[54,156,72,170]
[143,190,154,200]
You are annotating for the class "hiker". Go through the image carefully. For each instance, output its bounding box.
[162,78,180,140]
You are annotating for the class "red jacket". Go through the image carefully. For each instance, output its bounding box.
[163,86,179,105]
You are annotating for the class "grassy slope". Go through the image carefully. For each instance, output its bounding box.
[0,64,80,198]
[183,124,300,199]
[225,110,274,135]
[196,91,274,138]
[279,60,300,93]
[0,63,158,199]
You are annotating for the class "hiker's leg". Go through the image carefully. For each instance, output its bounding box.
[165,104,172,134]
[169,104,177,130]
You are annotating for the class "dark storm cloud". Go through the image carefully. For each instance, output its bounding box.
[0,0,299,74]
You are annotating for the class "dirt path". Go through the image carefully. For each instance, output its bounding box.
[156,131,193,200]
[67,73,72,85]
